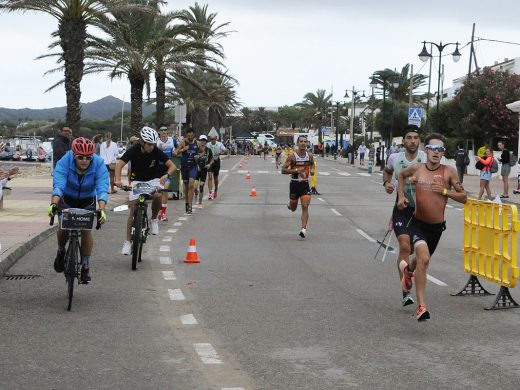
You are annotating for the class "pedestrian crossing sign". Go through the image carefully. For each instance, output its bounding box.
[408,108,422,127]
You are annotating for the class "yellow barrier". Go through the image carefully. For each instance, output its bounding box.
[456,199,520,309]
[463,199,519,287]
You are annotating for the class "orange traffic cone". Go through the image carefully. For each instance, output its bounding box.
[249,185,257,197]
[246,171,251,180]
[184,238,201,263]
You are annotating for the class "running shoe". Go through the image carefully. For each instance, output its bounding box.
[53,249,66,273]
[208,192,214,200]
[197,203,203,209]
[416,304,430,321]
[402,291,414,306]
[150,219,159,235]
[185,203,189,213]
[213,191,218,199]
[187,205,193,215]
[80,267,91,284]
[299,228,306,239]
[399,260,414,293]
[121,240,132,255]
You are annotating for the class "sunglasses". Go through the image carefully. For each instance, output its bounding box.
[75,155,93,161]
[426,145,446,152]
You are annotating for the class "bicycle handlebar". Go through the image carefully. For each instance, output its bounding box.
[49,209,103,230]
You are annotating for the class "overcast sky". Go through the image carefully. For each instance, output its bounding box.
[1,0,520,109]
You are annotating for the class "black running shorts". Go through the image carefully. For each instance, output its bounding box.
[209,159,221,177]
[409,217,446,256]
[392,205,414,237]
[197,168,208,183]
[289,181,311,200]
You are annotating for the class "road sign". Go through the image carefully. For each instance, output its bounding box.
[175,104,187,124]
[408,108,422,127]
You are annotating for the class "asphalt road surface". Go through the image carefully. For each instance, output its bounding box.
[1,155,520,390]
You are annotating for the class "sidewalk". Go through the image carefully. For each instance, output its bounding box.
[0,164,129,276]
[319,154,520,206]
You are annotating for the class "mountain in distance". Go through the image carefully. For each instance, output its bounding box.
[0,95,156,122]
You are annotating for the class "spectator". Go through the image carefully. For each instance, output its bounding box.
[476,148,494,200]
[99,132,119,194]
[455,144,469,183]
[52,126,72,168]
[368,144,375,163]
[358,143,367,165]
[325,143,330,157]
[498,141,511,198]
[92,134,103,155]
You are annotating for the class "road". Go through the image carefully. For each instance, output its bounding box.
[1,155,520,390]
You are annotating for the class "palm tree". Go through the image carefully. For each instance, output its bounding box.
[85,0,168,133]
[0,0,149,132]
[297,89,332,128]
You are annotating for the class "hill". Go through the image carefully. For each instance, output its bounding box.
[0,96,156,121]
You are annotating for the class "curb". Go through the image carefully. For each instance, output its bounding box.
[0,224,57,278]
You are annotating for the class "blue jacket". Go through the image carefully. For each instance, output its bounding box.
[53,150,109,203]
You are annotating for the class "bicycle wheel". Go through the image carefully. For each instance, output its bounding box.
[65,239,78,311]
[131,207,143,270]
[138,215,148,263]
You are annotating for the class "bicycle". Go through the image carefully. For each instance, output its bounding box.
[50,207,102,311]
[122,183,166,270]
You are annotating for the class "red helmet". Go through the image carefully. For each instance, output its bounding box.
[72,137,95,156]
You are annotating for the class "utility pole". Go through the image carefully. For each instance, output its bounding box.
[409,64,414,109]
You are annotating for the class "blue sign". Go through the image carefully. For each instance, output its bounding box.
[408,108,422,127]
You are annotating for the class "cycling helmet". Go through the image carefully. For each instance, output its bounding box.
[72,137,95,156]
[140,126,159,144]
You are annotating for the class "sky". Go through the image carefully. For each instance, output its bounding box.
[1,0,520,110]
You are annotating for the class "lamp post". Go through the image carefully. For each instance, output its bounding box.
[370,74,387,169]
[328,101,347,160]
[390,74,400,146]
[345,87,365,164]
[418,40,461,113]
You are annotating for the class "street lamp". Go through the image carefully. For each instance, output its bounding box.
[418,40,461,114]
[329,101,348,160]
[390,74,400,146]
[345,87,366,164]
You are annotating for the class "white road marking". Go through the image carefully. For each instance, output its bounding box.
[159,245,170,252]
[173,222,183,227]
[162,236,172,242]
[317,197,325,202]
[193,343,223,364]
[113,205,128,212]
[447,204,454,209]
[220,169,229,173]
[159,256,172,265]
[168,288,185,301]
[427,274,448,286]
[338,172,351,176]
[356,229,377,243]
[222,388,245,390]
[162,271,176,280]
[167,228,178,233]
[330,208,342,216]
[257,170,269,174]
[331,167,340,171]
[180,314,198,325]
[357,172,371,177]
[455,208,463,211]
[319,171,331,176]
[237,170,248,174]
[178,217,188,221]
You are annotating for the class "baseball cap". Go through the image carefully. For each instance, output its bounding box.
[403,124,419,136]
[198,135,208,141]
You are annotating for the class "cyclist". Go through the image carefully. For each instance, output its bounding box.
[206,134,228,199]
[173,127,198,214]
[115,127,176,255]
[49,137,108,284]
[156,127,178,221]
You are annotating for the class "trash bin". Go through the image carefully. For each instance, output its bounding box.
[169,155,182,200]
[367,159,373,174]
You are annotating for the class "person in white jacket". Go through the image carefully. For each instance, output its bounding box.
[100,132,119,193]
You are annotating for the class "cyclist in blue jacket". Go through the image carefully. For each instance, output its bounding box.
[48,137,109,283]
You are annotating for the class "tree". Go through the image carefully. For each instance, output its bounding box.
[0,0,147,132]
[297,89,332,129]
[449,67,520,146]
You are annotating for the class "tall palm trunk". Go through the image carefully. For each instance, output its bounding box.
[208,107,219,129]
[59,18,86,132]
[129,69,145,135]
[155,66,166,128]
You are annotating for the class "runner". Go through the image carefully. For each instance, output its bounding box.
[156,127,178,221]
[193,135,214,209]
[115,127,176,255]
[275,145,283,170]
[282,135,315,239]
[382,124,425,306]
[397,133,467,321]
[173,127,198,214]
[206,134,228,199]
